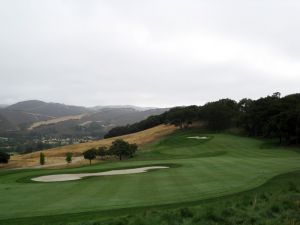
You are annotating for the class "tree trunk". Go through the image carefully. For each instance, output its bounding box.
[89,159,91,165]
[119,154,122,161]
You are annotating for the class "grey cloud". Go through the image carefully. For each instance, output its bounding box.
[0,0,299,107]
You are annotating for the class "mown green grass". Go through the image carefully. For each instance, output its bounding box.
[74,170,300,225]
[0,130,299,225]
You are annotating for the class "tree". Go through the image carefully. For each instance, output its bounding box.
[97,146,107,159]
[109,139,138,160]
[200,99,238,131]
[0,151,10,164]
[128,143,138,158]
[65,152,73,164]
[83,148,97,165]
[40,152,45,165]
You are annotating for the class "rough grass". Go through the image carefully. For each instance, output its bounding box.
[0,129,299,225]
[75,170,300,225]
[4,124,176,168]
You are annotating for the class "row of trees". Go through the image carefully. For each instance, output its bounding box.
[83,139,138,165]
[104,115,166,138]
[104,93,300,145]
[238,93,300,144]
[104,99,238,137]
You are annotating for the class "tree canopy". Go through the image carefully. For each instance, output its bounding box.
[83,148,97,165]
[104,92,300,145]
[109,139,138,160]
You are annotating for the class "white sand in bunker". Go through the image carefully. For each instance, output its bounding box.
[31,166,169,182]
[187,136,209,139]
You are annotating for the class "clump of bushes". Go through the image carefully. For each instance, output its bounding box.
[83,139,138,165]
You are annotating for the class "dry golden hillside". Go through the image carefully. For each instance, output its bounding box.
[3,124,176,169]
[28,114,86,130]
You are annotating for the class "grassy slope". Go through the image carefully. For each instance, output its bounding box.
[4,124,176,168]
[83,170,300,225]
[0,129,299,224]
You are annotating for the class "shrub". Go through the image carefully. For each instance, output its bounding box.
[65,152,73,163]
[0,151,10,164]
[40,152,45,165]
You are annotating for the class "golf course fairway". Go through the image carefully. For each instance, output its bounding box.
[0,130,300,224]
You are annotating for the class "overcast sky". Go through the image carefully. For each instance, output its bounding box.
[0,0,299,107]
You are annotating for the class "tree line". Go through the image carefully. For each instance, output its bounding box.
[104,93,300,145]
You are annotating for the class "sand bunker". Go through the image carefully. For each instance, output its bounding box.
[187,136,209,140]
[32,166,169,182]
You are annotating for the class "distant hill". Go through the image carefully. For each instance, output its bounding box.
[0,104,8,108]
[7,100,89,117]
[0,113,16,132]
[82,108,168,127]
[0,100,168,137]
[28,107,168,138]
[92,105,157,111]
[0,108,53,129]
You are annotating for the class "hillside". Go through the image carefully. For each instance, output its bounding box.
[81,108,167,127]
[0,114,16,132]
[0,109,54,130]
[28,114,86,130]
[0,100,89,131]
[7,100,90,117]
[25,108,168,139]
[5,124,176,168]
[0,100,167,133]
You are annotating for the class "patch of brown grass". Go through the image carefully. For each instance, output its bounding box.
[2,124,176,169]
[28,114,86,130]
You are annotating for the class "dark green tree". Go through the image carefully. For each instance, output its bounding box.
[65,152,73,163]
[109,139,138,160]
[0,151,10,164]
[200,99,238,131]
[40,152,45,165]
[97,146,107,159]
[128,143,138,158]
[166,106,199,129]
[83,148,97,165]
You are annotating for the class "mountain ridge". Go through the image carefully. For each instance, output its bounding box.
[0,100,168,136]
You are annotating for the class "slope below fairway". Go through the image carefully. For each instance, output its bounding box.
[0,130,300,224]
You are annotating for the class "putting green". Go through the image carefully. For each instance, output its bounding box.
[0,130,300,223]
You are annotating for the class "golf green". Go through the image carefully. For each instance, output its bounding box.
[0,130,299,224]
